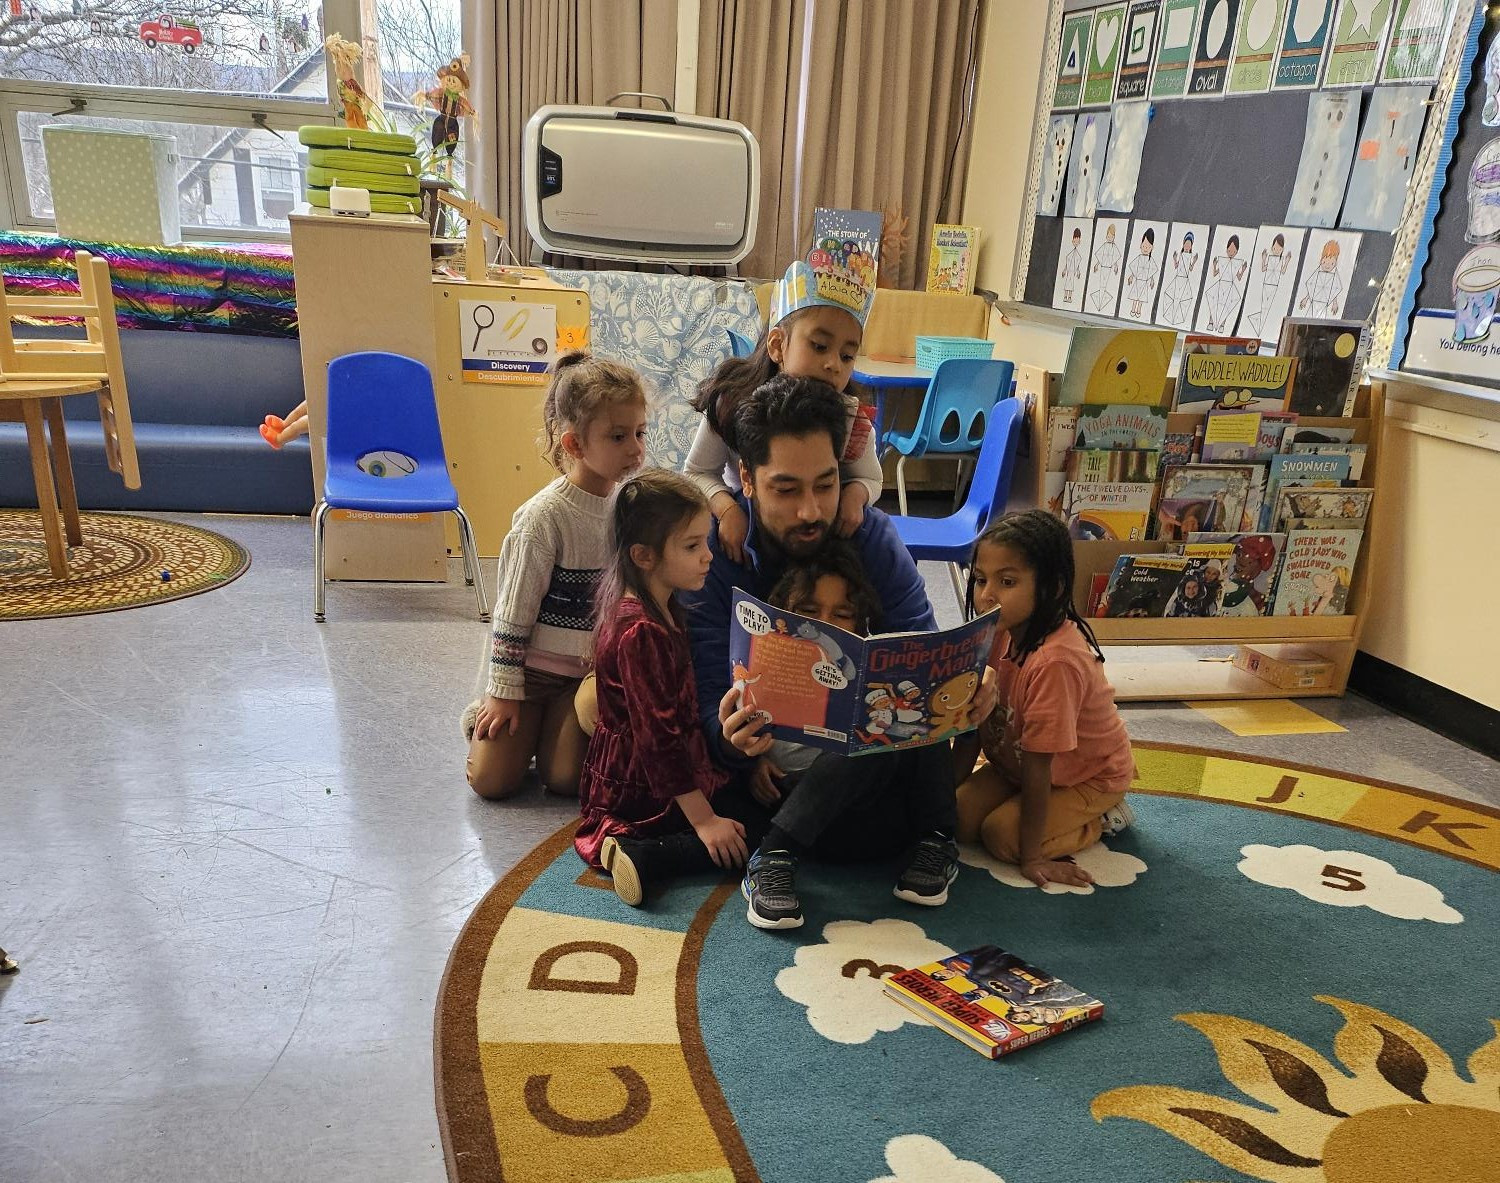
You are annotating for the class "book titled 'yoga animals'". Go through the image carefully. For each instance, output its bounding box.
[729,590,998,757]
[883,946,1103,1058]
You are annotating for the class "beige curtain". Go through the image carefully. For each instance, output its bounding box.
[466,0,678,265]
[696,0,982,288]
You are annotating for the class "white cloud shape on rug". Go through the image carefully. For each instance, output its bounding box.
[775,918,953,1044]
[958,840,1147,895]
[870,1134,1007,1183]
[1237,844,1463,924]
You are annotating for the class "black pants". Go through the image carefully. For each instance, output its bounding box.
[623,774,772,878]
[771,742,956,862]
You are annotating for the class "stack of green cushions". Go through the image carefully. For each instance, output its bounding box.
[297,126,423,216]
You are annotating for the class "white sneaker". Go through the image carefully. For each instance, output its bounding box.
[1099,800,1136,837]
[460,699,482,741]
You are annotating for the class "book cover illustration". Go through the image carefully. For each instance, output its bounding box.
[1270,528,1365,615]
[1075,404,1170,450]
[1269,485,1372,531]
[1277,317,1370,416]
[882,945,1103,1059]
[1064,480,1157,540]
[1256,410,1298,459]
[729,590,998,757]
[1175,350,1297,411]
[1184,532,1286,615]
[1290,440,1367,479]
[1262,451,1352,527]
[1064,447,1161,483]
[1283,424,1355,448]
[1200,409,1263,461]
[1056,327,1176,407]
[1156,464,1255,541]
[1161,429,1200,467]
[1101,554,1190,617]
[1165,555,1223,616]
[1046,405,1083,470]
[811,207,884,289]
[926,223,980,295]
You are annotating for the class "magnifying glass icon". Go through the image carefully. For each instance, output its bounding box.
[471,305,495,352]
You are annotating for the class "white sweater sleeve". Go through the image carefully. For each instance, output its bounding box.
[484,525,556,700]
[683,416,736,504]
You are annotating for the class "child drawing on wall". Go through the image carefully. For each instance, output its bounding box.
[1123,227,1157,320]
[1089,222,1123,312]
[1201,234,1247,334]
[1061,227,1085,303]
[1161,231,1200,323]
[1298,240,1344,317]
[1245,232,1292,336]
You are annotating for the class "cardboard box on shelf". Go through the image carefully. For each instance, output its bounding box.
[1232,644,1336,691]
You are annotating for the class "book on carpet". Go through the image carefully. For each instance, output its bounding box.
[1277,317,1370,417]
[1074,404,1169,450]
[728,590,998,756]
[1156,464,1255,541]
[1056,327,1176,407]
[1064,481,1156,541]
[882,945,1103,1059]
[1269,528,1365,616]
[926,223,980,295]
[1100,554,1191,617]
[1174,350,1296,413]
[1183,532,1287,616]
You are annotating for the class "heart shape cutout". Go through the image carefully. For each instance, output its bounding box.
[1094,13,1121,65]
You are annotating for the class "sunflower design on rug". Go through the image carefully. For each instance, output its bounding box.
[1092,996,1500,1182]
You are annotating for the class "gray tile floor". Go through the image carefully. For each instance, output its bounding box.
[3,513,1496,1183]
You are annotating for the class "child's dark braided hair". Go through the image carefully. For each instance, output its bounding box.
[967,509,1105,666]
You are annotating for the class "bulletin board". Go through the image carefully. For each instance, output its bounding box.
[1014,0,1480,354]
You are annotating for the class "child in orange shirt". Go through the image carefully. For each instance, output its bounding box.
[952,510,1136,889]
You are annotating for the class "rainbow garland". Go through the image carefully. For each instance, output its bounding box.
[0,231,298,338]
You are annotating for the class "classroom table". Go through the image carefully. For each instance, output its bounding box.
[851,356,932,448]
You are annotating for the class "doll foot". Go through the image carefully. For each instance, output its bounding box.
[259,423,284,449]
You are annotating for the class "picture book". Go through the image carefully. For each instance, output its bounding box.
[1165,556,1224,617]
[811,207,884,285]
[1064,448,1161,484]
[1156,464,1255,541]
[1269,486,1372,531]
[1262,452,1352,528]
[1200,410,1263,462]
[1046,406,1082,470]
[1270,528,1364,616]
[1101,554,1190,617]
[1174,351,1296,412]
[1283,425,1355,448]
[1184,533,1286,616]
[926,223,980,295]
[1056,327,1176,407]
[729,590,998,757]
[1074,404,1169,450]
[881,946,1103,1059]
[1161,429,1200,467]
[1277,318,1370,417]
[1290,441,1367,479]
[1086,571,1112,617]
[1064,481,1157,541]
[1256,411,1298,460]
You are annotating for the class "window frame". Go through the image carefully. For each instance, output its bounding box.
[0,0,364,243]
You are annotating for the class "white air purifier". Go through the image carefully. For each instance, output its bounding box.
[522,104,759,265]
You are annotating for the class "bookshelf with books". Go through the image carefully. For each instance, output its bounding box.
[1009,361,1383,702]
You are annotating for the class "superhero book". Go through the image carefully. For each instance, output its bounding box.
[882,945,1103,1059]
[729,589,999,757]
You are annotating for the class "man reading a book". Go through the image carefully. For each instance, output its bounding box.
[682,374,998,930]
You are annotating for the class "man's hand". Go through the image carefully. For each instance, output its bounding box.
[695,813,749,869]
[718,502,749,564]
[473,695,522,741]
[834,482,869,538]
[749,757,786,806]
[719,687,774,757]
[970,664,999,725]
[1022,859,1094,889]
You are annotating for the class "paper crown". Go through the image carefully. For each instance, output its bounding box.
[770,254,877,330]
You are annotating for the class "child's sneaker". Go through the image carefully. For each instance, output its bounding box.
[460,699,482,741]
[599,836,644,907]
[1099,800,1136,837]
[741,849,803,930]
[893,834,960,905]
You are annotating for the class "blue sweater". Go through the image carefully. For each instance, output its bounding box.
[681,495,937,767]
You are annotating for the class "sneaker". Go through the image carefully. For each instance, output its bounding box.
[893,834,960,906]
[741,850,804,930]
[460,699,482,741]
[599,836,644,907]
[1099,800,1136,837]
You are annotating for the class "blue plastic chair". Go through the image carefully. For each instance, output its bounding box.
[313,351,488,622]
[726,328,756,358]
[881,358,1015,516]
[888,394,1026,610]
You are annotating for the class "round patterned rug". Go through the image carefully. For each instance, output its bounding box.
[434,742,1500,1183]
[0,510,250,620]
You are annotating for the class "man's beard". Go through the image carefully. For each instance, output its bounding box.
[773,520,830,558]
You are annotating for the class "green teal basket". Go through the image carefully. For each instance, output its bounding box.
[915,335,994,371]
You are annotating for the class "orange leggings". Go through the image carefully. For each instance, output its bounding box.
[955,763,1126,863]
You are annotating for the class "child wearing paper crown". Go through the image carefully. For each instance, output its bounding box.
[686,258,883,563]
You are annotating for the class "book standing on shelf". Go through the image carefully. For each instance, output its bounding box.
[1184,533,1286,616]
[882,946,1103,1059]
[1099,554,1190,617]
[1200,409,1263,462]
[1277,318,1370,417]
[1064,481,1156,541]
[1270,528,1365,616]
[926,224,980,295]
[1157,464,1256,540]
[1174,351,1296,413]
[1056,328,1176,407]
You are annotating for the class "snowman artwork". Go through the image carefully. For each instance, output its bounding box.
[1065,111,1110,219]
[1039,114,1075,217]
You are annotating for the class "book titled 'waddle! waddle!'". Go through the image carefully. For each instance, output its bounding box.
[883,946,1103,1058]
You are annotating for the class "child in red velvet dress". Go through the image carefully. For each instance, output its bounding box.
[576,470,768,906]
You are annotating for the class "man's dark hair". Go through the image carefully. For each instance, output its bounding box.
[727,372,847,473]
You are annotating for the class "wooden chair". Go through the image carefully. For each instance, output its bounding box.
[0,250,140,490]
